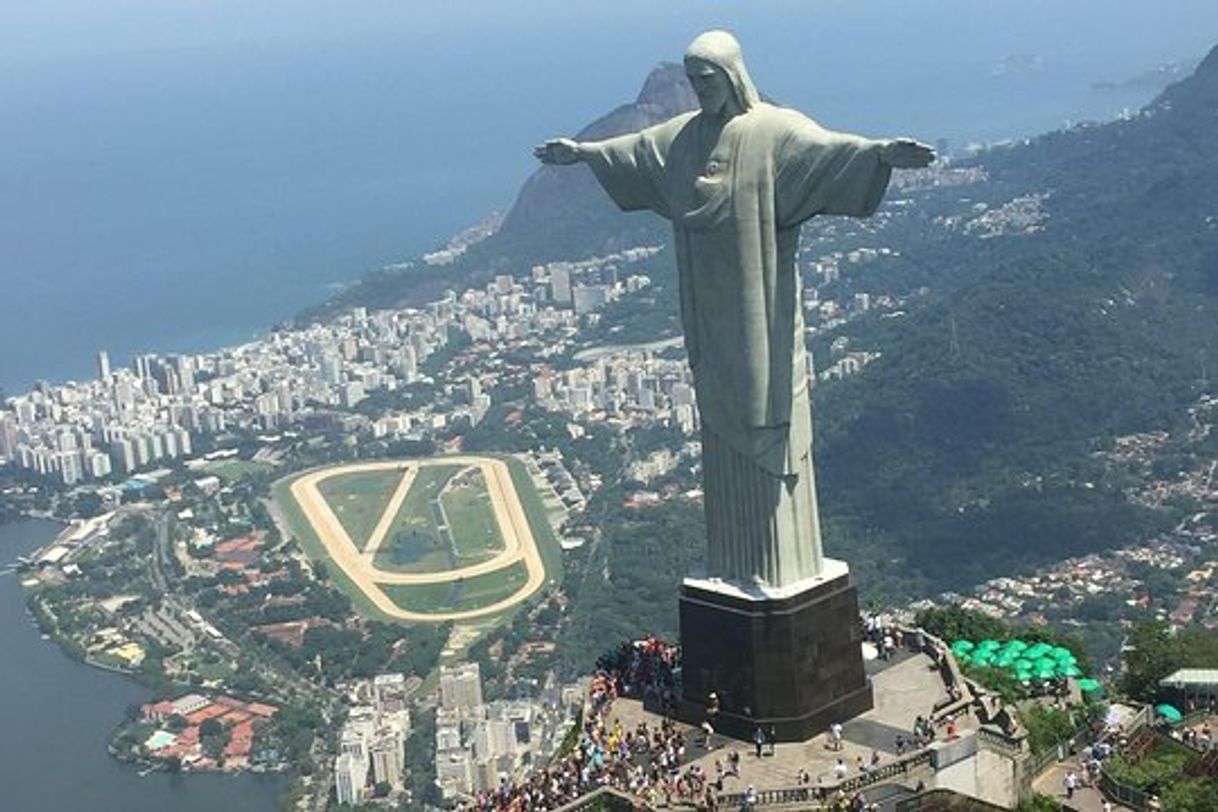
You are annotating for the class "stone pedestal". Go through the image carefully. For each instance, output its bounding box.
[678,560,872,742]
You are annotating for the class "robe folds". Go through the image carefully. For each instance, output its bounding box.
[584,103,892,588]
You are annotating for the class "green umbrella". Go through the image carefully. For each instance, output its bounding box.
[1004,639,1028,652]
[1036,668,1057,681]
[1155,704,1183,723]
[973,650,996,665]
[1061,665,1083,678]
[1026,643,1052,659]
[994,653,1017,668]
[1035,657,1058,672]
[978,639,1001,651]
[1077,679,1102,694]
[1050,647,1074,661]
[951,640,975,653]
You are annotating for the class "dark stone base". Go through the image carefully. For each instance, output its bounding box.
[678,568,872,743]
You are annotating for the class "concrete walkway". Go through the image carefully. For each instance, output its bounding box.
[1032,762,1130,811]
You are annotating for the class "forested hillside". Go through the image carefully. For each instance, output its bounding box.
[808,45,1218,597]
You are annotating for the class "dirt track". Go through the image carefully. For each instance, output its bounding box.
[287,457,546,622]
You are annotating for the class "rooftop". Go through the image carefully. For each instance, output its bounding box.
[1160,668,1218,688]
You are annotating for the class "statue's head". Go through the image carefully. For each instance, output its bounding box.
[684,30,761,118]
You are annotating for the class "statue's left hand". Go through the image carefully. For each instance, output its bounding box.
[533,138,584,166]
[881,139,935,169]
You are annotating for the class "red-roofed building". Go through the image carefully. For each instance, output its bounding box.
[142,701,178,723]
[185,704,228,726]
[247,703,278,718]
[254,618,329,648]
[214,532,265,569]
[225,725,255,764]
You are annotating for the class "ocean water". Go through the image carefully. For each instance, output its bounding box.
[1,0,1216,392]
[0,518,285,811]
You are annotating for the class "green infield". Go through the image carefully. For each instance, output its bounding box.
[373,464,463,573]
[316,468,403,549]
[442,468,506,560]
[380,561,530,615]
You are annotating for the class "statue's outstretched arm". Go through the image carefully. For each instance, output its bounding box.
[534,138,587,165]
[879,138,935,169]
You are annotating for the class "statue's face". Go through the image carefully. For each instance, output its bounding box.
[685,58,735,116]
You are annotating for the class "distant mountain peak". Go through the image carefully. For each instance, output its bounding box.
[1197,42,1218,78]
[495,61,699,255]
[635,62,698,112]
[1152,42,1218,113]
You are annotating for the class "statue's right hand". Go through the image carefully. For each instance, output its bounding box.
[534,138,583,165]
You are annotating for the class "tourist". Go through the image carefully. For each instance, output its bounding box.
[1063,770,1077,799]
[728,749,741,777]
[830,721,844,751]
[460,637,693,812]
[753,726,765,758]
[834,759,848,780]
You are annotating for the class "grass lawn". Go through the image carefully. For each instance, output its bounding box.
[202,459,271,482]
[316,469,403,550]
[193,657,233,682]
[441,468,505,560]
[503,456,563,587]
[373,465,462,573]
[381,562,530,615]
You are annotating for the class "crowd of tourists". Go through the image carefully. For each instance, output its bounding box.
[462,637,720,812]
[862,613,904,662]
[596,636,682,713]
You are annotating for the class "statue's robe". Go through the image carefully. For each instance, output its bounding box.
[584,103,892,588]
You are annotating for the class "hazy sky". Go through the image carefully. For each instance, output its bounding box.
[2,1,1216,389]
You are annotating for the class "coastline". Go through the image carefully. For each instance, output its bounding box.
[0,517,287,810]
[9,513,295,781]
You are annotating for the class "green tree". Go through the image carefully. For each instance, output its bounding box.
[1121,621,1218,702]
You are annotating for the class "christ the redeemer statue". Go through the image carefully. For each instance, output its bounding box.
[537,30,932,591]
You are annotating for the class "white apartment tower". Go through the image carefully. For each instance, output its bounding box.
[334,752,367,806]
[439,662,483,712]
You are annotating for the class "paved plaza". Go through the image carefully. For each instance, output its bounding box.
[607,649,967,795]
